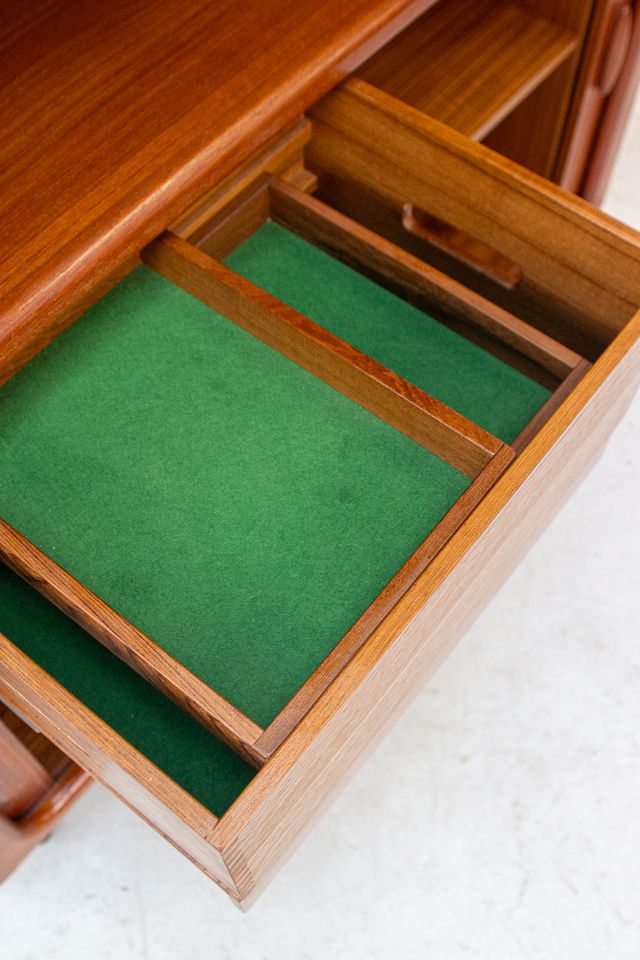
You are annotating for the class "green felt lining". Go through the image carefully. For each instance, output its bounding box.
[0,566,254,815]
[0,256,472,731]
[226,222,551,445]
[0,221,549,811]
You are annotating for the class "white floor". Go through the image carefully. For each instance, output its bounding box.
[3,97,640,960]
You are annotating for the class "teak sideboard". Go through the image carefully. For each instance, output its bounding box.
[1,0,639,908]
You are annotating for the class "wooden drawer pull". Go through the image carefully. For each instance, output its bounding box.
[402,203,523,289]
[597,2,633,97]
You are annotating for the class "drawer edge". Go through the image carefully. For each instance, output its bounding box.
[212,310,640,905]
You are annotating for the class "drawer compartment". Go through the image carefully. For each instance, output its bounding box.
[1,82,639,907]
[0,239,510,750]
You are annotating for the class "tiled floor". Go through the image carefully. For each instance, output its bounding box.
[2,96,640,959]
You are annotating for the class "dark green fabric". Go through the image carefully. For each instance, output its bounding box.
[226,221,551,444]
[0,564,254,815]
[0,264,471,732]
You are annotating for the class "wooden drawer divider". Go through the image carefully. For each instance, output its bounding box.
[266,177,591,452]
[181,174,594,752]
[143,230,502,478]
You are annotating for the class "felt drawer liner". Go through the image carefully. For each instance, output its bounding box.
[0,209,541,787]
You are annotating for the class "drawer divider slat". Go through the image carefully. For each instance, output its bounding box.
[142,231,503,479]
[0,521,267,769]
[268,177,583,383]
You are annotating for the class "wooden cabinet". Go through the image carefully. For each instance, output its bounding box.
[1,0,639,907]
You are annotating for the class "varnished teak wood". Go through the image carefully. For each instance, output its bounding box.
[0,703,70,781]
[482,1,596,180]
[357,0,578,139]
[309,78,640,357]
[0,702,90,881]
[0,760,91,883]
[0,0,437,385]
[400,203,524,289]
[0,715,52,819]
[267,176,592,452]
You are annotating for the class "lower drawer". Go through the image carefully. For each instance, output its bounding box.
[1,79,639,907]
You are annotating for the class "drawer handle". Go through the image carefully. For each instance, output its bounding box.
[596,2,633,97]
[402,203,523,289]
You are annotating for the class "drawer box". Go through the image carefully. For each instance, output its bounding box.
[1,79,639,907]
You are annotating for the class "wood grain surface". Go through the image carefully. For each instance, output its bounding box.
[0,714,52,819]
[309,78,640,356]
[0,763,91,883]
[357,0,578,138]
[213,309,640,907]
[0,701,91,881]
[0,702,70,782]
[0,633,239,896]
[2,0,639,902]
[0,0,434,383]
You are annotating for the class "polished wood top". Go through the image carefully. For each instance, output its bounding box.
[0,0,430,363]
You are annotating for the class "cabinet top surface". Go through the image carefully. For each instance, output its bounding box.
[0,0,429,339]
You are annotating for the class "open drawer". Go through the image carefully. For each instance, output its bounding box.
[1,80,639,908]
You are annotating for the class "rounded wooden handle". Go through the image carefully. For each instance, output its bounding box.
[402,203,523,290]
[597,2,634,97]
